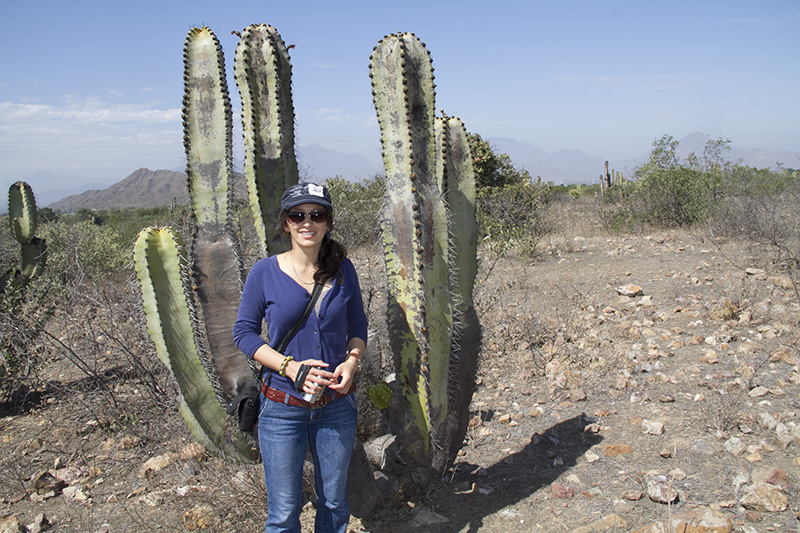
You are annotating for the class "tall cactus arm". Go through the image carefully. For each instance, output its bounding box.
[183,27,233,229]
[441,117,481,462]
[234,24,298,256]
[442,117,478,316]
[134,227,258,463]
[9,181,38,244]
[370,33,452,463]
[183,27,253,398]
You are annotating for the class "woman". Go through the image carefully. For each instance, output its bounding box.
[233,182,367,533]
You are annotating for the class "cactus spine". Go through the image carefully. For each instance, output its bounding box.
[370,33,480,471]
[134,24,298,462]
[2,182,47,291]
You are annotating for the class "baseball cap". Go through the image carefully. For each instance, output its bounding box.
[280,183,332,211]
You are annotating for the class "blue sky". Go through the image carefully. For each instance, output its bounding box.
[1,0,798,189]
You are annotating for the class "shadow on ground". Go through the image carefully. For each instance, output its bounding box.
[364,414,602,532]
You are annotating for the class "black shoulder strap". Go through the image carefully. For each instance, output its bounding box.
[275,282,324,354]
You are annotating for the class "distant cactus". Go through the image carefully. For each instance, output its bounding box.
[370,32,480,472]
[1,182,47,292]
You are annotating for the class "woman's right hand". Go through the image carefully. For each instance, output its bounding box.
[288,359,332,394]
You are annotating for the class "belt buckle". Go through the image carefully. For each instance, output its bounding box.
[309,394,329,409]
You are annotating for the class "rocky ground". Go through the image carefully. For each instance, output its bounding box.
[1,200,799,532]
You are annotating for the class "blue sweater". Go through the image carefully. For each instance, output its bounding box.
[233,255,368,399]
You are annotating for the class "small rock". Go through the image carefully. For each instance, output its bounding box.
[748,386,769,398]
[182,504,220,531]
[584,451,600,463]
[550,481,575,498]
[632,507,733,533]
[659,448,672,458]
[572,513,626,533]
[0,516,24,533]
[118,435,142,450]
[740,482,788,512]
[407,506,449,527]
[622,489,643,501]
[646,474,679,504]
[602,443,632,457]
[616,284,643,297]
[27,512,51,533]
[723,437,746,456]
[668,468,686,481]
[642,420,665,435]
[137,453,176,478]
[32,471,66,495]
[751,466,788,488]
[62,485,88,502]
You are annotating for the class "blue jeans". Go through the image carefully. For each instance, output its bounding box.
[257,392,357,533]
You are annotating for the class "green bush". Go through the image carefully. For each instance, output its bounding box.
[477,181,551,257]
[601,134,729,230]
[324,175,385,250]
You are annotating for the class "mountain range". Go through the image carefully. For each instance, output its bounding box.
[488,132,799,185]
[21,134,800,211]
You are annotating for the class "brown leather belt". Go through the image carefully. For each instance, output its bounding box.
[260,383,353,409]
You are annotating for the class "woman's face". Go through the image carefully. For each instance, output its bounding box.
[283,203,331,250]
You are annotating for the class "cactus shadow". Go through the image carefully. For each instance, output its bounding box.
[368,414,603,532]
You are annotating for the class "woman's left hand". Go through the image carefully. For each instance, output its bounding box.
[328,356,359,392]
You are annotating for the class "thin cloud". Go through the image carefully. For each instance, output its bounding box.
[314,63,336,69]
[0,97,183,182]
[722,12,800,28]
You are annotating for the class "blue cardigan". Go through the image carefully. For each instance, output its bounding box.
[233,255,368,399]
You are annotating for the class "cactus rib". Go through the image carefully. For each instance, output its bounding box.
[183,27,253,398]
[370,32,453,463]
[234,24,298,256]
[134,227,257,462]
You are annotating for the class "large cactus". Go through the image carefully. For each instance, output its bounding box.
[133,24,299,463]
[370,33,480,473]
[1,182,47,292]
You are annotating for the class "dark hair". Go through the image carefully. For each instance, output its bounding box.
[276,206,347,284]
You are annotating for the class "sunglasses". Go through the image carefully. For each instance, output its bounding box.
[286,210,329,224]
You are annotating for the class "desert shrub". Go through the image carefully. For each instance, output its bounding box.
[325,175,385,250]
[600,135,729,231]
[41,219,130,277]
[467,132,530,189]
[710,166,800,301]
[477,181,551,257]
[0,217,60,381]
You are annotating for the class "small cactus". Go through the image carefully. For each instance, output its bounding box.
[2,182,47,292]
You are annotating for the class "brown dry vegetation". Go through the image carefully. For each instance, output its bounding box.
[1,194,799,532]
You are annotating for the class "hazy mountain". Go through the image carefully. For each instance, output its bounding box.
[676,132,800,170]
[488,138,635,184]
[3,171,108,208]
[297,144,383,181]
[47,168,189,211]
[490,133,799,185]
[17,133,799,211]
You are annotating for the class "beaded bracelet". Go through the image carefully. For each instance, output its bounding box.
[279,355,294,377]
